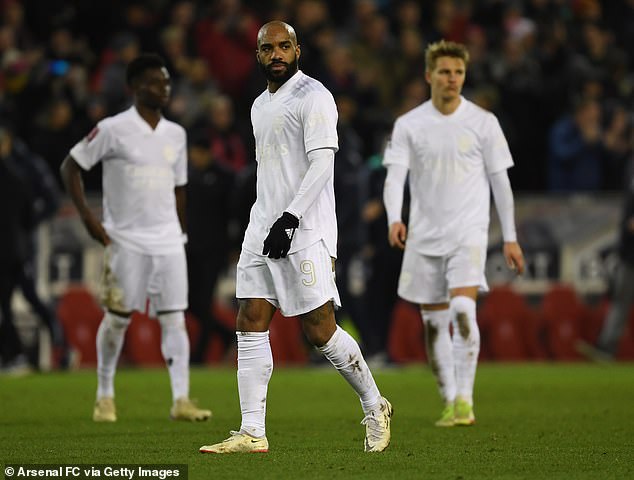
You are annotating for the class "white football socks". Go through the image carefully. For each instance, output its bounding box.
[450,296,479,405]
[96,311,129,399]
[421,308,456,404]
[318,325,382,414]
[158,311,190,401]
[237,331,272,438]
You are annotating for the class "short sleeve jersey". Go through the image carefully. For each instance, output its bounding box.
[383,97,513,255]
[244,70,339,257]
[70,106,187,255]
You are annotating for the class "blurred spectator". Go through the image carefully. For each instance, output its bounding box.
[428,0,470,43]
[1,0,35,50]
[390,0,423,35]
[570,22,629,101]
[0,125,76,368]
[28,97,86,188]
[362,150,403,362]
[548,97,629,191]
[0,125,34,372]
[168,57,218,129]
[202,94,250,173]
[391,28,427,98]
[186,131,236,363]
[493,36,545,190]
[159,25,191,81]
[97,32,139,115]
[120,1,161,53]
[291,0,331,78]
[350,12,397,109]
[577,155,634,361]
[319,44,356,97]
[195,0,260,98]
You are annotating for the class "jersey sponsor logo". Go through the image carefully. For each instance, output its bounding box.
[125,164,173,190]
[86,126,99,142]
[257,143,289,160]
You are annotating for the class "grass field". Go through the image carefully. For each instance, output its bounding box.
[1,364,633,480]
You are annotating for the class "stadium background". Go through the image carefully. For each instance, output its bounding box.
[2,0,634,368]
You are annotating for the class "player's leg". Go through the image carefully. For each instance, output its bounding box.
[200,249,275,453]
[421,303,455,426]
[94,245,145,422]
[152,249,211,421]
[302,302,379,406]
[447,245,487,426]
[399,248,455,425]
[301,301,392,452]
[94,310,130,422]
[282,242,390,452]
[448,288,479,426]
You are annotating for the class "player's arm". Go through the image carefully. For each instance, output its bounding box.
[175,185,186,239]
[60,154,110,246]
[383,164,408,250]
[263,148,334,259]
[286,147,333,219]
[488,169,524,274]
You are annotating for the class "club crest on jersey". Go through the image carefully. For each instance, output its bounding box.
[163,145,176,164]
[86,127,99,142]
[457,134,474,153]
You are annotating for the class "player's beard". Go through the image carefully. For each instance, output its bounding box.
[259,56,298,84]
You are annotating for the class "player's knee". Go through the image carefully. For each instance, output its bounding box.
[104,311,131,330]
[236,301,270,332]
[421,308,451,330]
[300,304,336,347]
[450,296,479,343]
[158,311,185,330]
[303,324,332,347]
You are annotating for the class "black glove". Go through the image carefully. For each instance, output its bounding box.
[262,212,299,259]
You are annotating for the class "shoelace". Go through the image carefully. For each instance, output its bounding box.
[360,411,386,441]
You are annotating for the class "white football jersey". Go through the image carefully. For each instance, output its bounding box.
[383,97,513,255]
[70,106,187,255]
[244,70,339,257]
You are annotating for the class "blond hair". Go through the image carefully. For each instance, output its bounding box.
[425,40,469,72]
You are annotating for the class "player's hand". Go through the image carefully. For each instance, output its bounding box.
[388,222,407,250]
[82,214,111,246]
[503,241,524,275]
[262,212,299,259]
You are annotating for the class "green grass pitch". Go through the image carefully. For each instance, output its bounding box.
[1,364,633,480]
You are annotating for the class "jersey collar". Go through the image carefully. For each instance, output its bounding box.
[430,95,466,119]
[129,105,165,133]
[268,69,303,98]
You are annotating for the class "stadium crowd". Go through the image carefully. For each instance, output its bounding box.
[0,0,632,367]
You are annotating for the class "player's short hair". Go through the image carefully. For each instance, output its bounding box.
[126,53,166,87]
[425,40,470,72]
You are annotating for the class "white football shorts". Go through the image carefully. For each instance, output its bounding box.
[236,240,341,317]
[101,243,188,314]
[397,244,489,304]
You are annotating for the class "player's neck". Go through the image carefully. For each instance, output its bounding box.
[135,104,162,130]
[267,81,282,94]
[266,68,299,94]
[431,95,461,115]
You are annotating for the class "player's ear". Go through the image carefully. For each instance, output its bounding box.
[424,70,431,84]
[296,44,301,61]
